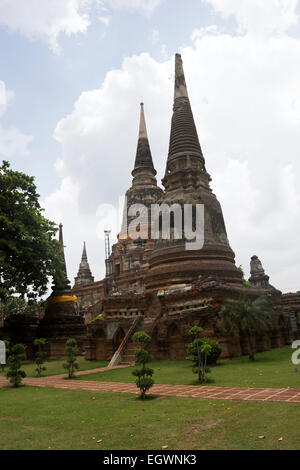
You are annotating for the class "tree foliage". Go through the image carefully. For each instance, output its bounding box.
[6,343,26,387]
[63,338,80,378]
[187,327,212,384]
[0,296,44,319]
[187,337,222,365]
[132,331,151,346]
[238,265,251,287]
[132,331,154,399]
[220,295,276,361]
[34,338,48,377]
[0,160,64,301]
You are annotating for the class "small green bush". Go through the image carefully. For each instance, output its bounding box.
[34,338,48,377]
[132,332,151,345]
[6,343,26,387]
[63,338,80,378]
[187,327,214,384]
[132,331,154,399]
[187,337,222,365]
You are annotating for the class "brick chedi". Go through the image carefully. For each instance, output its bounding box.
[106,103,163,295]
[36,224,86,358]
[74,242,94,287]
[83,54,292,364]
[4,54,295,363]
[248,255,278,292]
[146,54,243,291]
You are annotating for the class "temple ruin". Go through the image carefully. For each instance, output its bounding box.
[1,54,299,361]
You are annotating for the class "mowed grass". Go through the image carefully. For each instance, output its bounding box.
[0,357,108,378]
[0,386,299,450]
[77,346,300,389]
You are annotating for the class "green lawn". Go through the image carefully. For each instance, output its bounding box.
[1,346,299,389]
[0,357,108,378]
[77,346,300,389]
[0,385,299,450]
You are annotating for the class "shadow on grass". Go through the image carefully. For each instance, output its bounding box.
[133,394,162,401]
[0,384,27,391]
[188,378,216,386]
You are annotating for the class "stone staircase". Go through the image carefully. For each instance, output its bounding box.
[107,294,163,368]
[119,341,137,365]
[107,315,143,368]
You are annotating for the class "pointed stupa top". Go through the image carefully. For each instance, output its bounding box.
[82,241,87,261]
[133,103,155,173]
[138,102,148,139]
[119,102,163,239]
[53,223,71,291]
[74,241,94,287]
[59,223,67,277]
[174,54,189,100]
[168,53,204,161]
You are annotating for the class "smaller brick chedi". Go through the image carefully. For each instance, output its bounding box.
[105,101,163,294]
[37,224,86,357]
[74,242,94,287]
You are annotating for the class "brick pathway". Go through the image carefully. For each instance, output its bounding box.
[1,369,300,403]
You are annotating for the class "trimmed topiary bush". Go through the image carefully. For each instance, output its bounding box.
[6,343,26,387]
[187,327,212,384]
[187,337,222,365]
[63,338,80,378]
[34,338,48,377]
[132,331,154,399]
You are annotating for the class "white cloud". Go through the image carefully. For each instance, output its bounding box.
[0,127,32,158]
[0,0,91,54]
[0,80,32,158]
[42,53,171,281]
[0,0,162,53]
[151,28,160,43]
[45,6,300,292]
[0,80,14,117]
[104,0,160,15]
[204,0,298,35]
[98,15,112,26]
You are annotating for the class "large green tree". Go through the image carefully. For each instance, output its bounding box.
[0,297,45,320]
[0,160,63,302]
[220,295,276,361]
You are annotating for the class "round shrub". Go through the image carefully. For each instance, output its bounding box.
[187,337,222,365]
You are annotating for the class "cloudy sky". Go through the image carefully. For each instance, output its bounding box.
[1,0,300,293]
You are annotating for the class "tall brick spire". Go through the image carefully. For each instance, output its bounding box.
[133,102,155,172]
[59,223,67,275]
[119,103,163,240]
[74,242,94,287]
[131,103,158,189]
[147,53,243,290]
[168,53,204,162]
[162,54,209,193]
[53,223,71,291]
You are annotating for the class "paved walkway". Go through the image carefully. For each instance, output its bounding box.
[1,367,300,403]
